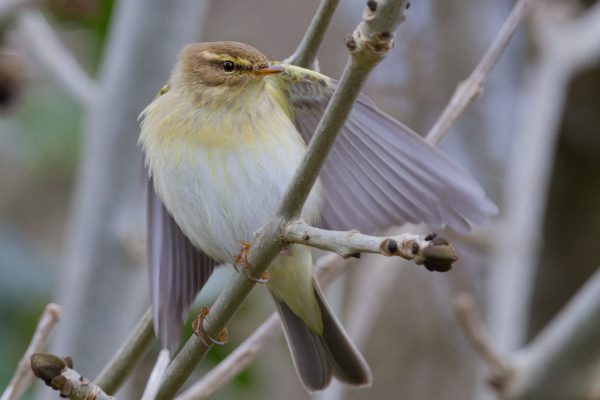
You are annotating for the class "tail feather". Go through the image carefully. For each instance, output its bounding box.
[313,281,372,386]
[271,280,372,392]
[274,298,332,391]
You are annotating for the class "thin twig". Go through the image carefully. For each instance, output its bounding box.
[155,3,409,398]
[285,0,340,68]
[175,254,343,400]
[141,350,170,400]
[176,314,281,400]
[0,304,61,400]
[94,308,155,395]
[454,293,511,390]
[426,0,536,145]
[31,353,114,400]
[283,219,457,272]
[15,9,98,106]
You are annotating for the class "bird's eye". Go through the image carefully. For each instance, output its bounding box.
[221,61,235,72]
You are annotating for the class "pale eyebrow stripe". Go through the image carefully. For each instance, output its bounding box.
[199,51,255,71]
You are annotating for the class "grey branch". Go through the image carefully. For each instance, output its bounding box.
[15,9,98,106]
[93,308,155,395]
[285,0,340,68]
[487,0,600,353]
[31,354,114,400]
[425,0,536,145]
[283,219,457,272]
[155,3,409,399]
[50,0,211,382]
[1,304,61,400]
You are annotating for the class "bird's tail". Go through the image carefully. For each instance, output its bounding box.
[271,278,372,392]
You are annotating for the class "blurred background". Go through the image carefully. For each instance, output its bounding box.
[0,0,599,399]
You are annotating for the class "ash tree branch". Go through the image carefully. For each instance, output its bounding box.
[283,219,457,272]
[425,0,536,145]
[155,2,410,399]
[31,354,114,400]
[102,0,530,395]
[15,9,98,106]
[1,304,61,400]
[488,0,600,355]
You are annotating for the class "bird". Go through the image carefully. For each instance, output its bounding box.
[139,41,497,392]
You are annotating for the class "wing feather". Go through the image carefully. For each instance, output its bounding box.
[279,67,497,233]
[147,178,216,350]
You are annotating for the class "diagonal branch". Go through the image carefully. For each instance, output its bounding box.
[425,0,536,145]
[141,350,170,400]
[175,314,282,400]
[155,2,410,399]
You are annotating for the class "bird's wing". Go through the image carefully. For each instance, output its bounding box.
[275,64,497,233]
[147,177,216,350]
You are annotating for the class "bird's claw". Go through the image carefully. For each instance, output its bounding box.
[192,306,229,346]
[233,240,251,271]
[233,240,270,283]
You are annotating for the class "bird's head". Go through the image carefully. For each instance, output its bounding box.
[172,41,283,95]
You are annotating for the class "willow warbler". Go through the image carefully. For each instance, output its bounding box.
[139,41,497,391]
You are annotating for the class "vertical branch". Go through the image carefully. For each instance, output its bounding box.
[50,0,212,378]
[487,0,600,351]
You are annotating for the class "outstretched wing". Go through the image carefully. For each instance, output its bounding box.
[147,177,216,350]
[276,65,497,233]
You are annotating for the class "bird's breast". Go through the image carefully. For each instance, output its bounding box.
[140,93,321,262]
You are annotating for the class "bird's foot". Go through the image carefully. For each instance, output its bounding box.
[233,240,270,283]
[192,306,229,346]
[233,241,251,271]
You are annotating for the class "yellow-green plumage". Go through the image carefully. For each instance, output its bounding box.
[141,40,497,393]
[140,42,367,391]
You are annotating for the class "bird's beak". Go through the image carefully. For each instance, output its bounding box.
[252,64,284,76]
